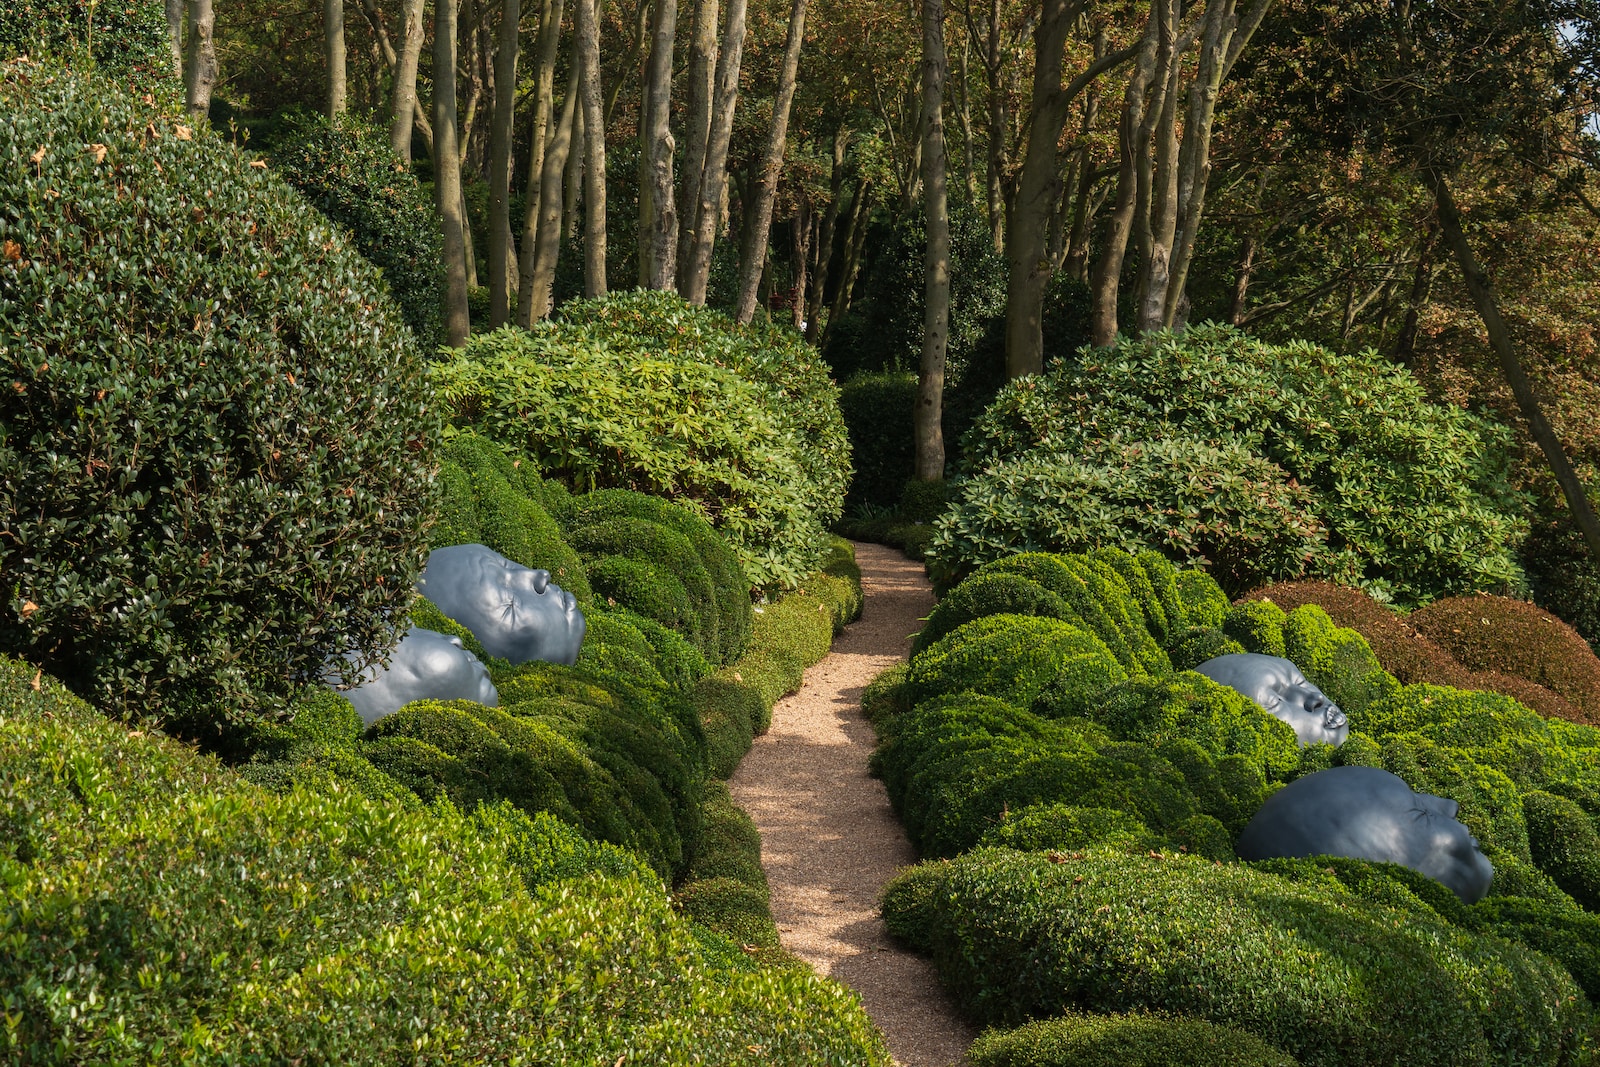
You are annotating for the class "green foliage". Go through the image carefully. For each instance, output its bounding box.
[914,573,1074,654]
[1168,627,1248,671]
[437,291,849,591]
[559,487,753,663]
[1525,791,1600,912]
[977,803,1160,854]
[673,785,787,960]
[1282,605,1400,714]
[268,109,444,345]
[431,431,592,602]
[839,371,919,510]
[0,658,891,1064]
[1478,895,1600,1000]
[0,66,438,726]
[1225,600,1290,657]
[905,615,1122,710]
[932,325,1527,603]
[968,1012,1301,1067]
[882,848,1587,1067]
[0,4,170,82]
[1090,673,1301,779]
[572,515,725,661]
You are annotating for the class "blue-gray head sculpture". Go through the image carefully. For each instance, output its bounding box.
[415,543,586,666]
[328,626,499,726]
[1236,765,1495,903]
[1194,652,1348,747]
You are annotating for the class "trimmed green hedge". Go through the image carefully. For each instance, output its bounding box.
[0,656,891,1064]
[883,848,1587,1067]
[969,1013,1300,1067]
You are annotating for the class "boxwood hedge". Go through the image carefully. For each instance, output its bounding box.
[968,1012,1300,1067]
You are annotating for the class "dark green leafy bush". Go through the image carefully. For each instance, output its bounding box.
[0,66,438,726]
[1,2,170,81]
[1525,791,1600,912]
[839,371,918,511]
[932,325,1527,603]
[882,848,1587,1067]
[968,1012,1301,1067]
[905,615,1122,710]
[0,657,892,1064]
[269,109,444,345]
[435,291,850,591]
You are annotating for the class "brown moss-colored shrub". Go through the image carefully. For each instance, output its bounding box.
[1244,581,1589,725]
[1410,595,1600,720]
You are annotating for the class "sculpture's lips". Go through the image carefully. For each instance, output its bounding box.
[1326,707,1348,728]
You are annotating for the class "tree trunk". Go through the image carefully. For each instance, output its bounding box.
[183,0,216,121]
[681,0,749,304]
[389,0,428,160]
[575,0,608,295]
[1395,221,1437,362]
[565,98,584,238]
[1134,0,1183,334]
[517,0,566,325]
[165,0,184,79]
[488,0,522,326]
[523,65,581,321]
[731,0,807,323]
[805,125,849,343]
[1088,7,1160,347]
[823,179,873,344]
[675,0,719,290]
[638,0,679,289]
[436,0,473,345]
[325,0,348,116]
[1429,169,1600,562]
[917,0,951,481]
[791,209,812,330]
[1003,0,1131,376]
[982,0,1005,252]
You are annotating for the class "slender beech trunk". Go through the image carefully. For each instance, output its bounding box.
[1003,0,1134,376]
[675,0,719,290]
[517,0,566,324]
[1134,0,1183,333]
[1429,169,1600,562]
[389,0,428,160]
[954,32,979,203]
[805,125,849,343]
[917,0,951,481]
[326,0,348,116]
[183,0,216,121]
[823,179,872,343]
[638,0,679,288]
[525,66,581,320]
[1088,7,1160,346]
[1395,221,1437,361]
[575,0,607,295]
[488,0,522,326]
[732,0,808,322]
[565,100,585,238]
[436,0,472,345]
[682,0,749,303]
[791,209,812,330]
[166,0,185,78]
[982,0,1006,251]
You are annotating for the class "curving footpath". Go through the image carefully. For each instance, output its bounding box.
[729,542,975,1066]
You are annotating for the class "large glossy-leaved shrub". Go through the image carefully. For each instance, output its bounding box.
[269,109,445,345]
[0,66,437,725]
[433,291,851,590]
[930,325,1526,602]
[0,1,170,81]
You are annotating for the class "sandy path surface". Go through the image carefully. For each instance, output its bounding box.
[728,542,976,1067]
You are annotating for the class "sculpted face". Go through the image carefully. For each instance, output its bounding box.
[328,626,499,725]
[1194,653,1349,747]
[415,543,586,666]
[1236,765,1495,903]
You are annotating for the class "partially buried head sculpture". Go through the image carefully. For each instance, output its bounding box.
[415,543,586,666]
[1194,652,1348,747]
[1236,765,1494,903]
[328,626,499,726]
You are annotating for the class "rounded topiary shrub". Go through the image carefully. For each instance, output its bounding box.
[269,109,445,346]
[0,66,437,726]
[930,325,1527,603]
[905,614,1121,710]
[1410,594,1600,717]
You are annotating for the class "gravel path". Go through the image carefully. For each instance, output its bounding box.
[728,542,975,1067]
